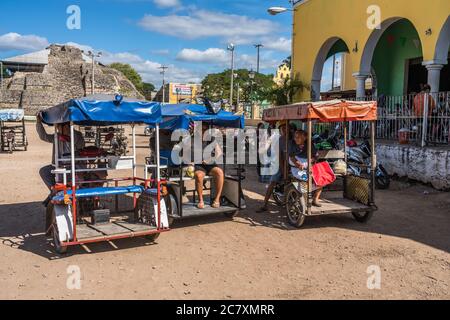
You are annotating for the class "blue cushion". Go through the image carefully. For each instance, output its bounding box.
[52,185,146,201]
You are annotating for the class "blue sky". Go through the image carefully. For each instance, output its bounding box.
[0,0,295,86]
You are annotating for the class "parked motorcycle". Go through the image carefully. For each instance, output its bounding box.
[347,139,390,190]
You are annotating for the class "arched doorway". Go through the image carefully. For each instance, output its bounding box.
[360,18,424,96]
[311,37,350,101]
[433,15,450,92]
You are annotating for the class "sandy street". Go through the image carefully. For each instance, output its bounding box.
[0,123,449,300]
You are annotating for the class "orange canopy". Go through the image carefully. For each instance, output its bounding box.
[263,100,377,123]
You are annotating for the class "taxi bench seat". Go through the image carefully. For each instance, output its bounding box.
[52,185,159,202]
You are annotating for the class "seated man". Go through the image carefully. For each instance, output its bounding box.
[257,122,290,213]
[289,130,323,207]
[36,113,85,232]
[194,123,224,209]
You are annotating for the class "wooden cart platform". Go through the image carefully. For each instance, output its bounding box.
[75,221,157,242]
[310,196,372,216]
[173,202,238,219]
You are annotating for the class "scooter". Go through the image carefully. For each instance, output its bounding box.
[347,139,390,190]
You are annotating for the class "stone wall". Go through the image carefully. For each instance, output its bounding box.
[0,44,144,114]
[376,143,450,190]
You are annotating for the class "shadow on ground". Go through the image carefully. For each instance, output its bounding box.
[238,178,450,253]
[0,200,160,260]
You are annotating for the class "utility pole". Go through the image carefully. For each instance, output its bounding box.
[83,50,102,95]
[331,54,336,91]
[159,65,168,103]
[254,44,263,74]
[0,61,3,99]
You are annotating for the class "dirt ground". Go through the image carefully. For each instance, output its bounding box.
[0,123,449,300]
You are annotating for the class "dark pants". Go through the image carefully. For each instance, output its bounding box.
[39,165,55,191]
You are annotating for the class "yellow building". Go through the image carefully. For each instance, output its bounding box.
[291,0,450,100]
[273,63,291,86]
[155,83,202,104]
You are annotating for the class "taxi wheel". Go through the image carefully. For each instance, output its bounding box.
[352,211,374,223]
[145,233,160,242]
[286,186,306,228]
[52,224,68,254]
[224,210,239,218]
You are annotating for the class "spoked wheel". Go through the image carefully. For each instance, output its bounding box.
[352,211,374,223]
[285,186,306,228]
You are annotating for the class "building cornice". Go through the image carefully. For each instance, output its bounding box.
[293,0,311,9]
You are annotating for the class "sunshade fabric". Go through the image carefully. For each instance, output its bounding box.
[41,95,162,125]
[159,103,245,130]
[263,100,377,123]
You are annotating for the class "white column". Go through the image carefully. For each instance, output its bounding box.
[310,79,321,101]
[353,73,370,99]
[423,61,444,93]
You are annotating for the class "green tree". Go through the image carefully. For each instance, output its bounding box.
[201,69,274,105]
[109,63,155,99]
[265,73,307,106]
[140,82,155,100]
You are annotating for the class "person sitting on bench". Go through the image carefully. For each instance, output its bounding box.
[289,130,323,207]
[194,123,224,209]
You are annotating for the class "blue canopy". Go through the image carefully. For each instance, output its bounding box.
[159,103,245,130]
[41,95,162,126]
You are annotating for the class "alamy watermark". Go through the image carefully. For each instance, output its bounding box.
[66,5,81,30]
[366,265,381,290]
[168,121,280,176]
[66,265,81,290]
[366,5,381,30]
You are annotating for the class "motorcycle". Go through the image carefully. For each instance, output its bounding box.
[347,139,390,190]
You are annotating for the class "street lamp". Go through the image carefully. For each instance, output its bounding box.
[227,43,235,110]
[268,1,297,80]
[83,50,102,95]
[267,6,290,15]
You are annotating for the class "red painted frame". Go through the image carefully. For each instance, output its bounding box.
[52,177,169,247]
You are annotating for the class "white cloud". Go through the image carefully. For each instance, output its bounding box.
[175,47,279,73]
[153,0,181,7]
[0,32,49,52]
[138,9,278,43]
[176,48,228,64]
[263,37,292,53]
[66,42,200,86]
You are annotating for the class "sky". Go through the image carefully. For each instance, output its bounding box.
[0,0,296,87]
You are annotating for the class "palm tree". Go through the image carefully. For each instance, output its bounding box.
[266,73,307,106]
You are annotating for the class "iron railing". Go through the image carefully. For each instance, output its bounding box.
[351,92,450,146]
